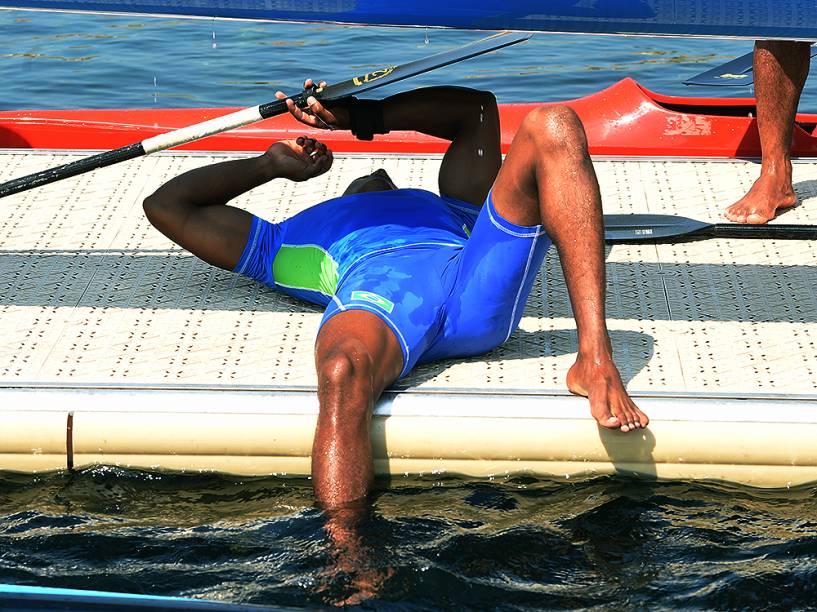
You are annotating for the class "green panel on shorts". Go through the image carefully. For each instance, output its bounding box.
[272,244,338,296]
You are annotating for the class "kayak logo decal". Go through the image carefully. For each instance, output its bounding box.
[353,66,396,87]
[664,115,712,137]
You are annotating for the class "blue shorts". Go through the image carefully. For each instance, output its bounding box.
[234,191,551,378]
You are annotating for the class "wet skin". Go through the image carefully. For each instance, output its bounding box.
[142,83,648,516]
[725,40,811,224]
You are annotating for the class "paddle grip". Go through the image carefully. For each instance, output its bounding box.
[710,223,817,239]
[0,143,144,199]
[258,88,314,119]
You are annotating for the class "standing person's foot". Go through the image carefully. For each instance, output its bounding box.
[725,174,797,224]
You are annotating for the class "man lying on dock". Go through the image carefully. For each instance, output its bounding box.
[725,40,811,224]
[142,82,648,509]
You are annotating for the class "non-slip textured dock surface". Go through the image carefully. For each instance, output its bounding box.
[2,150,817,397]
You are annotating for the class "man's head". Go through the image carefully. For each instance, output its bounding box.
[342,168,397,196]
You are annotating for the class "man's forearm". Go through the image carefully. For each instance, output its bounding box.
[148,154,276,208]
[381,86,496,142]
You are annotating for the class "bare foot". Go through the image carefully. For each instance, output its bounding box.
[567,354,649,433]
[725,173,797,224]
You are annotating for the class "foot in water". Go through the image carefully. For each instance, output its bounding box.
[567,355,649,433]
[725,172,797,224]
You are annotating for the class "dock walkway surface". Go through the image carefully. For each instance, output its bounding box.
[2,149,817,487]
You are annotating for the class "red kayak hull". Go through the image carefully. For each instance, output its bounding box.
[1,78,815,158]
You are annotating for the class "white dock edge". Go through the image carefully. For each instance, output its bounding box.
[3,384,817,488]
[3,151,817,489]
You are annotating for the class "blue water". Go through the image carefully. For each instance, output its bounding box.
[2,8,817,610]
[1,9,815,110]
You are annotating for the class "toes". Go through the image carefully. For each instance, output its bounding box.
[613,398,643,433]
[746,211,771,224]
[725,205,746,223]
[604,414,622,429]
[624,397,649,430]
[590,395,622,431]
[619,414,635,433]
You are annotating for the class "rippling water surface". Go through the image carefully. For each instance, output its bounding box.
[1,470,816,608]
[1,9,815,109]
[1,9,817,610]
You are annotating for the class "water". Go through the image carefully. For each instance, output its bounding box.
[1,9,816,110]
[2,8,817,610]
[1,468,816,608]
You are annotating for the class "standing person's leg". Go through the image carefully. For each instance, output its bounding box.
[490,105,648,432]
[312,310,403,508]
[725,41,811,224]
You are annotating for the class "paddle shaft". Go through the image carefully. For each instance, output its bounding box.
[0,97,296,199]
[702,222,817,239]
[0,31,530,199]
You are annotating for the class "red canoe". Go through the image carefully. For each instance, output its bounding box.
[1,78,816,158]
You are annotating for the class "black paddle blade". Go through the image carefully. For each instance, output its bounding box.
[318,31,532,101]
[604,213,711,242]
[605,213,817,242]
[683,50,755,87]
[258,31,531,117]
[684,45,816,87]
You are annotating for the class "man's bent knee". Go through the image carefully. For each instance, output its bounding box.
[317,339,377,402]
[315,343,378,435]
[519,105,587,154]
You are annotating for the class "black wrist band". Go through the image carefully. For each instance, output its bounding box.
[326,97,389,141]
[349,99,388,141]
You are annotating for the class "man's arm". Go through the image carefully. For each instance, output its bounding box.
[143,137,332,270]
[278,83,500,205]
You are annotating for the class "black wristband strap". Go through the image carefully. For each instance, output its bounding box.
[349,99,389,141]
[328,97,388,141]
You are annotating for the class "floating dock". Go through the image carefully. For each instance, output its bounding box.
[2,147,817,487]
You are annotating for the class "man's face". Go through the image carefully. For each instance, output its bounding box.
[342,168,397,196]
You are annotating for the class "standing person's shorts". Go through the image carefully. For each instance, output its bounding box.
[234,191,551,379]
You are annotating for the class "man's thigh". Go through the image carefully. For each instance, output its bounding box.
[320,247,450,379]
[426,191,551,361]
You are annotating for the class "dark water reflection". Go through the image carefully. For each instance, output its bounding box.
[1,468,815,608]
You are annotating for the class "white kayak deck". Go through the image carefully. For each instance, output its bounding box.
[3,149,817,487]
